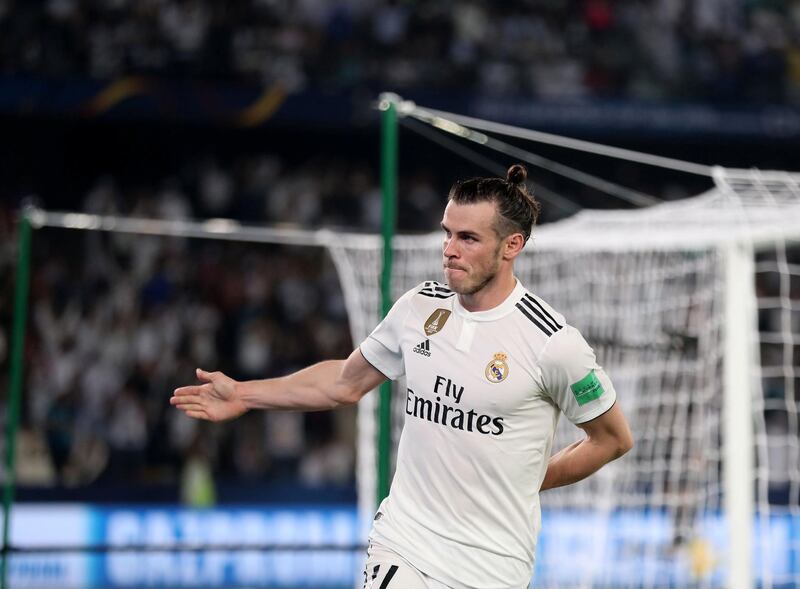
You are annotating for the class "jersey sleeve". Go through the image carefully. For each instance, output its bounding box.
[358,288,416,380]
[538,325,617,424]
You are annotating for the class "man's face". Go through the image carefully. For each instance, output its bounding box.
[441,200,504,295]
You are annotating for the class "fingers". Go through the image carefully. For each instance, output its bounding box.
[176,403,205,413]
[170,394,204,406]
[172,398,210,420]
[173,378,217,398]
[172,385,203,397]
[196,368,215,382]
[171,370,224,422]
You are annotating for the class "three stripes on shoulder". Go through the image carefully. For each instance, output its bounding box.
[515,293,563,337]
[417,282,563,338]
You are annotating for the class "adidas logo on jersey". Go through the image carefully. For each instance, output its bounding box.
[412,339,431,357]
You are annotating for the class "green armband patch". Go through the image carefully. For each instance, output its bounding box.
[570,370,604,406]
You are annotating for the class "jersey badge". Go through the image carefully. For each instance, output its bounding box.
[485,352,509,383]
[424,309,451,336]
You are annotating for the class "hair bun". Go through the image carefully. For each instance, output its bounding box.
[506,164,527,185]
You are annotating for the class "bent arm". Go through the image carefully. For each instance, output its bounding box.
[240,348,387,411]
[171,348,387,422]
[540,402,633,491]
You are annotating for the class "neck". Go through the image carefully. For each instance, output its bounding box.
[458,270,517,312]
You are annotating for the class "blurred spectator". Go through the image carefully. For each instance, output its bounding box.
[0,0,798,103]
[5,151,401,498]
[16,428,56,486]
[181,434,217,506]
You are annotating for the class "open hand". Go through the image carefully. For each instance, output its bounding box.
[170,368,248,422]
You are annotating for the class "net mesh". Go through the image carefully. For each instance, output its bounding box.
[755,239,800,589]
[16,167,800,587]
[328,168,800,588]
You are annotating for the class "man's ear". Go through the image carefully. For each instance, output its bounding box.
[503,232,526,260]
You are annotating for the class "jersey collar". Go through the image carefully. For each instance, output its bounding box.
[452,278,526,322]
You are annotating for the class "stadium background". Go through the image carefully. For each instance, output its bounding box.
[0,1,799,588]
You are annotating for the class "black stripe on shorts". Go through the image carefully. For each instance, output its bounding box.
[379,565,399,588]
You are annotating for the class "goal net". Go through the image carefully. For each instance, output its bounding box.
[11,167,799,588]
[330,167,800,588]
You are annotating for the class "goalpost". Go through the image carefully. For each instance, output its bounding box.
[333,165,800,589]
[341,99,800,588]
[4,99,800,589]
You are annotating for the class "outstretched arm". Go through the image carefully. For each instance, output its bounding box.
[170,348,387,422]
[540,402,633,491]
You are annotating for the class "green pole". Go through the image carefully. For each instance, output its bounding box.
[378,97,398,505]
[2,213,32,589]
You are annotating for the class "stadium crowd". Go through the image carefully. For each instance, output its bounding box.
[0,0,797,506]
[2,152,797,507]
[1,153,445,502]
[0,0,798,103]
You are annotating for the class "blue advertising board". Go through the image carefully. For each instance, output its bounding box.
[6,505,800,588]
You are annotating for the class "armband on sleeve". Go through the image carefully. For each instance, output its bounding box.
[539,326,617,424]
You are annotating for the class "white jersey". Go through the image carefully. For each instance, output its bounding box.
[359,279,617,589]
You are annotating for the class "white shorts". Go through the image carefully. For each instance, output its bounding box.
[362,541,453,589]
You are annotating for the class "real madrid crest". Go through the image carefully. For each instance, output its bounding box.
[424,309,452,336]
[485,352,509,383]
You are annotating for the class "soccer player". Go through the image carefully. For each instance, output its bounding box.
[171,164,634,588]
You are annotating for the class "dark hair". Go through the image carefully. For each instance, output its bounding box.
[447,164,541,242]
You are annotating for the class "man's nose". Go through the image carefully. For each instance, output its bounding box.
[443,239,459,258]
